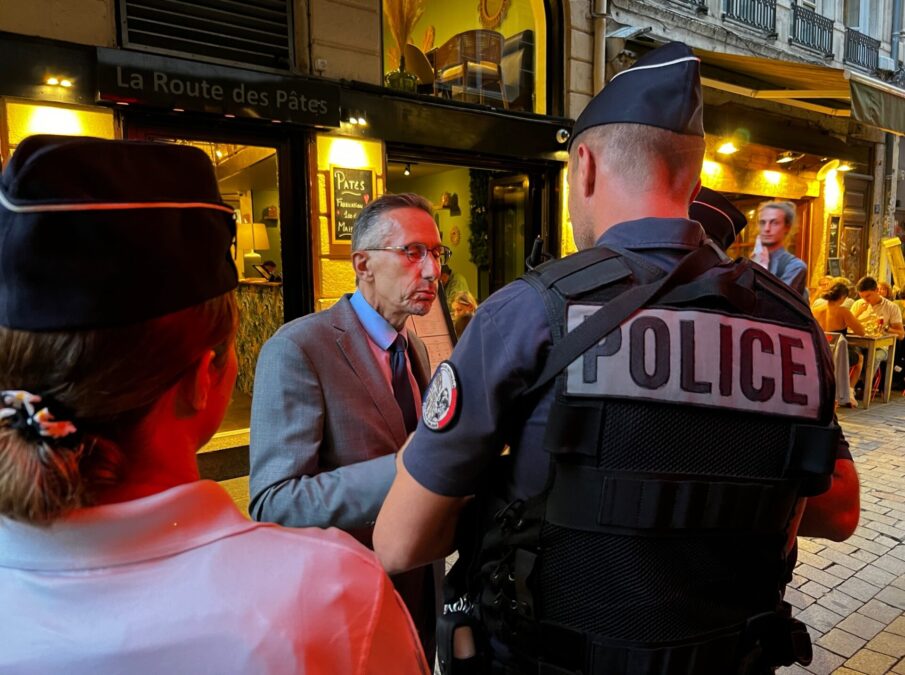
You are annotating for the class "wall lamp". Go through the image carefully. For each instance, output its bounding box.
[775,151,804,165]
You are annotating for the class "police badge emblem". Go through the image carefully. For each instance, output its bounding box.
[422,361,460,431]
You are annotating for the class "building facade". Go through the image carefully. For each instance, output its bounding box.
[606,0,905,289]
[0,0,590,468]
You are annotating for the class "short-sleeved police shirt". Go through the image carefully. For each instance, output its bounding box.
[403,217,850,501]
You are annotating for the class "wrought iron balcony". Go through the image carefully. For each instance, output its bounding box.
[723,0,777,36]
[790,3,834,56]
[844,28,880,72]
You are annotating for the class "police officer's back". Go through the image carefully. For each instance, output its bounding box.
[375,42,860,675]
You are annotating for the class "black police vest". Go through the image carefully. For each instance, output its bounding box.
[463,246,838,675]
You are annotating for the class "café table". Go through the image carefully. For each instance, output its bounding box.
[846,334,898,409]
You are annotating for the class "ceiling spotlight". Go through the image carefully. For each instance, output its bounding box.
[45,77,59,86]
[717,142,738,155]
[59,79,73,88]
[403,163,411,177]
[838,163,853,171]
[357,115,367,126]
[776,151,804,164]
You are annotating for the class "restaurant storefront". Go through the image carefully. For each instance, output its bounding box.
[0,14,570,478]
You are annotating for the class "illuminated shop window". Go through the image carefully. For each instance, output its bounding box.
[381,0,546,114]
[1,99,116,160]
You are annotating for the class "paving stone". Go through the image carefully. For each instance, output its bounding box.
[796,604,844,633]
[891,656,905,673]
[803,644,846,674]
[858,598,903,624]
[798,538,826,554]
[889,546,905,561]
[801,581,831,598]
[775,665,809,674]
[817,589,863,617]
[878,587,905,610]
[852,549,880,564]
[815,628,866,658]
[846,534,892,555]
[865,631,905,658]
[889,617,905,637]
[876,556,905,576]
[895,575,905,591]
[862,511,900,526]
[798,550,834,570]
[844,648,897,674]
[797,565,844,589]
[861,502,893,515]
[785,586,815,610]
[820,548,868,572]
[825,540,858,555]
[824,564,856,580]
[856,565,898,587]
[837,613,886,640]
[837,577,881,602]
[874,531,904,546]
[832,667,867,675]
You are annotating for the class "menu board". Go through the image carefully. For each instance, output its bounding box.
[827,215,841,258]
[331,167,374,243]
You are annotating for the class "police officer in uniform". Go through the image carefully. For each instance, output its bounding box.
[375,42,860,674]
[690,187,746,252]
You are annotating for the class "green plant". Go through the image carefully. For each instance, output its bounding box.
[468,169,491,267]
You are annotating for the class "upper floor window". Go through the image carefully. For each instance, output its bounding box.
[844,0,873,36]
[381,0,547,114]
[118,0,294,71]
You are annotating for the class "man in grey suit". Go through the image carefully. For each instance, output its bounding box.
[248,192,447,658]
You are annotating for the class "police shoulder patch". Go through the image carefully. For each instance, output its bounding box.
[422,361,460,431]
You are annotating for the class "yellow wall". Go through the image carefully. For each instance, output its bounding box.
[313,133,386,309]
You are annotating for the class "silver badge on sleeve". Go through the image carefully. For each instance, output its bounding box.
[422,361,460,431]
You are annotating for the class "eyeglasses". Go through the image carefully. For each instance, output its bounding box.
[361,243,452,266]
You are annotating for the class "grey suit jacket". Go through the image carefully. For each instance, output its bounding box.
[248,294,431,541]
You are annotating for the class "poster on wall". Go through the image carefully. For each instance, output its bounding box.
[330,167,374,245]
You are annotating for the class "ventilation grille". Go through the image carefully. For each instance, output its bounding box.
[120,0,293,71]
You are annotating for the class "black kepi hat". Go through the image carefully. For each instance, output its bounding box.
[571,41,704,144]
[690,187,746,251]
[0,135,238,330]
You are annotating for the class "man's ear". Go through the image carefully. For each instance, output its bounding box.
[352,251,372,283]
[577,143,598,200]
[185,350,216,413]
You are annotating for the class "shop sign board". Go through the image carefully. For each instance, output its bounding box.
[96,48,341,127]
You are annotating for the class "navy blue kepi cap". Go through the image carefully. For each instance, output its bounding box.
[0,135,238,330]
[690,187,746,251]
[571,41,704,143]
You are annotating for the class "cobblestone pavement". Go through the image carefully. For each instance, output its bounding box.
[779,396,905,675]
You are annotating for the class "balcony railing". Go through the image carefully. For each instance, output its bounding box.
[723,0,777,35]
[844,28,880,72]
[790,3,834,56]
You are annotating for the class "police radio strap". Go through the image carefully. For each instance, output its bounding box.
[525,241,725,395]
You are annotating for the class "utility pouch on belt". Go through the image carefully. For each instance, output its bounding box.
[437,610,489,675]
